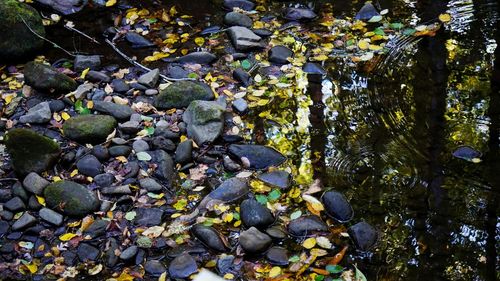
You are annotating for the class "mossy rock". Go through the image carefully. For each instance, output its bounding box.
[183,100,224,145]
[154,81,214,109]
[0,0,45,62]
[5,128,61,176]
[63,115,117,144]
[44,181,100,217]
[24,62,77,94]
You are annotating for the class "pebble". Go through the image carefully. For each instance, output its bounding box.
[86,70,111,83]
[145,260,166,277]
[266,246,289,265]
[287,216,328,237]
[168,253,198,279]
[239,227,272,253]
[120,245,138,260]
[240,198,274,229]
[94,173,115,187]
[12,212,37,231]
[191,224,228,252]
[109,145,132,157]
[39,208,63,226]
[76,155,103,177]
[4,197,25,212]
[138,69,160,88]
[74,55,101,71]
[77,243,100,261]
[322,190,354,222]
[268,45,293,65]
[19,101,51,124]
[92,145,110,161]
[175,140,193,164]
[145,89,158,96]
[134,208,163,226]
[133,139,150,152]
[139,178,163,193]
[348,221,378,251]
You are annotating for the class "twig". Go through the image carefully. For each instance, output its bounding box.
[19,15,75,57]
[104,39,195,82]
[64,22,100,45]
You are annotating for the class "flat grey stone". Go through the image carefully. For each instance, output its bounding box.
[39,207,63,225]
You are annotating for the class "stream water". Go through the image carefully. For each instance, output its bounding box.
[40,0,500,280]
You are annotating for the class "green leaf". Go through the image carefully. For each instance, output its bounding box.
[290,210,302,220]
[402,28,416,36]
[267,189,281,202]
[145,127,155,136]
[288,255,300,263]
[355,266,368,281]
[315,275,325,281]
[241,59,251,70]
[233,212,240,220]
[141,115,153,121]
[374,28,385,35]
[255,194,268,204]
[125,211,136,221]
[136,151,152,161]
[326,265,344,274]
[389,22,404,29]
[368,15,383,22]
[187,73,199,79]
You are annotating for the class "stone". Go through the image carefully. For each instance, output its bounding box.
[0,0,45,62]
[4,197,25,212]
[39,208,63,226]
[101,185,132,195]
[232,98,248,114]
[134,208,163,226]
[28,195,42,210]
[239,227,272,253]
[149,150,174,183]
[76,155,102,177]
[86,70,111,83]
[169,253,198,279]
[94,173,115,187]
[223,0,255,11]
[84,219,109,238]
[63,114,117,144]
[266,246,289,265]
[228,144,286,170]
[226,26,264,51]
[224,12,252,28]
[92,145,110,161]
[175,140,193,164]
[73,83,94,100]
[133,139,150,153]
[109,145,132,157]
[12,182,28,201]
[104,238,119,267]
[283,7,317,21]
[154,81,214,109]
[257,170,291,189]
[120,245,138,260]
[23,172,49,195]
[355,2,380,20]
[191,224,228,252]
[303,62,327,75]
[20,101,51,123]
[348,221,378,251]
[93,101,133,120]
[253,28,273,37]
[44,181,100,217]
[125,32,155,48]
[145,89,158,96]
[145,260,166,277]
[217,255,235,274]
[287,216,328,237]
[152,136,176,151]
[199,178,248,210]
[49,100,65,112]
[5,128,61,176]
[36,0,86,15]
[138,69,160,88]
[322,190,354,223]
[111,79,130,93]
[268,46,293,64]
[139,178,163,193]
[12,212,37,231]
[240,198,274,229]
[74,55,101,72]
[23,62,77,93]
[223,155,241,172]
[175,52,217,64]
[183,100,225,145]
[77,243,100,261]
[119,120,141,134]
[233,68,251,87]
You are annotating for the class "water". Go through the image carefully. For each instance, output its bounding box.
[43,0,499,280]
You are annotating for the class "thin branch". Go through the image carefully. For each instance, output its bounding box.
[19,15,76,57]
[64,23,100,45]
[104,39,195,82]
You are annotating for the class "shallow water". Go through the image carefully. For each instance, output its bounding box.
[43,0,500,280]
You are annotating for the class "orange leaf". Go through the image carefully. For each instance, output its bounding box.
[311,268,330,275]
[329,245,348,265]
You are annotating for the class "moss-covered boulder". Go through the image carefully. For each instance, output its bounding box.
[5,128,61,176]
[183,100,224,145]
[154,81,214,109]
[0,0,45,62]
[44,181,100,217]
[63,115,117,144]
[24,62,77,94]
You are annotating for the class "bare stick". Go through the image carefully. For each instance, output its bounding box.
[64,23,100,45]
[104,39,195,82]
[19,15,75,57]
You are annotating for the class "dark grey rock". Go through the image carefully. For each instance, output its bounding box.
[139,178,163,192]
[149,150,174,183]
[86,70,111,83]
[39,207,63,225]
[322,190,353,222]
[94,173,115,187]
[84,219,109,238]
[23,172,49,195]
[269,46,293,64]
[199,178,248,210]
[92,145,110,161]
[12,182,28,201]
[287,215,328,237]
[223,0,255,11]
[125,32,155,48]
[175,140,193,164]
[74,55,101,72]
[175,52,217,64]
[20,101,51,123]
[44,181,100,217]
[23,62,77,93]
[152,136,176,151]
[101,185,132,195]
[348,221,378,251]
[303,62,326,75]
[232,98,248,114]
[63,114,117,144]
[145,260,166,277]
[4,197,25,212]
[191,224,228,252]
[119,120,141,134]
[224,12,252,28]
[283,7,317,21]
[169,253,198,279]
[104,238,119,267]
[355,2,380,20]
[145,89,158,96]
[134,208,163,226]
[93,101,133,120]
[223,155,241,172]
[109,145,132,157]
[253,28,272,37]
[217,255,235,274]
[228,144,286,170]
[49,100,65,112]
[154,81,214,109]
[12,212,37,231]
[239,227,272,253]
[184,100,225,145]
[73,83,94,100]
[77,243,100,261]
[233,68,251,87]
[35,0,86,15]
[111,79,130,93]
[28,195,42,210]
[240,198,274,229]
[133,139,150,152]
[266,246,289,265]
[257,170,291,189]
[226,26,264,51]
[76,155,102,177]
[138,69,160,88]
[120,245,138,260]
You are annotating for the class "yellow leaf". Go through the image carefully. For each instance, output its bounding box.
[24,262,38,274]
[53,112,61,122]
[302,237,317,249]
[269,266,281,278]
[312,54,329,61]
[105,0,116,7]
[52,176,62,182]
[80,67,90,79]
[88,264,103,275]
[3,94,16,105]
[358,40,370,50]
[439,13,451,23]
[223,273,235,279]
[116,269,135,281]
[369,44,383,51]
[36,195,46,206]
[67,220,81,227]
[144,52,170,62]
[61,112,71,120]
[87,101,94,109]
[194,37,205,47]
[59,233,78,241]
[70,169,78,177]
[158,271,167,281]
[116,156,128,163]
[302,195,324,212]
[223,212,234,222]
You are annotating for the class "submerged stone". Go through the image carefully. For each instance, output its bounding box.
[240,198,275,229]
[239,227,272,253]
[348,221,378,251]
[154,81,214,109]
[257,170,291,189]
[200,178,249,209]
[224,12,253,28]
[287,215,328,237]
[283,7,317,21]
[228,144,286,170]
[223,0,255,11]
[63,115,117,144]
[169,253,198,279]
[355,2,380,20]
[44,181,99,217]
[322,190,354,222]
[191,224,228,252]
[226,26,264,51]
[175,52,217,64]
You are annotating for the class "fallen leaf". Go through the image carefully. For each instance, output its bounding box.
[59,233,78,241]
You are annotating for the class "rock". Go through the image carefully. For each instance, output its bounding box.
[5,128,61,176]
[283,7,317,21]
[86,70,111,83]
[138,69,160,88]
[23,172,49,195]
[77,243,100,261]
[322,191,353,223]
[183,100,225,145]
[199,178,248,210]
[94,173,114,187]
[201,25,222,35]
[169,253,198,279]
[92,145,110,161]
[73,83,94,100]
[228,144,286,170]
[257,170,291,189]
[224,12,252,28]
[233,68,251,87]
[12,212,37,231]
[355,2,380,20]
[93,101,133,120]
[84,219,109,238]
[36,0,86,15]
[303,62,326,75]
[268,46,293,64]
[240,198,274,229]
[111,79,130,93]
[120,245,138,260]
[109,145,132,157]
[145,89,158,96]
[175,140,193,164]
[104,238,119,267]
[226,26,264,51]
[152,136,176,151]
[39,208,63,226]
[223,0,255,11]
[12,182,29,201]
[0,221,9,236]
[74,55,101,72]
[145,260,166,277]
[0,0,45,62]
[287,216,328,237]
[266,246,289,265]
[348,221,378,251]
[223,155,241,172]
[175,52,217,64]
[49,100,65,112]
[102,185,132,195]
[253,28,272,37]
[217,255,235,274]
[452,146,482,162]
[76,155,102,177]
[139,178,163,193]
[134,208,163,226]
[125,32,155,48]
[119,120,141,134]
[191,224,228,252]
[63,114,117,144]
[133,139,150,152]
[20,101,51,123]
[28,195,42,210]
[239,227,272,253]
[23,62,77,93]
[154,81,214,109]
[4,197,25,212]
[265,225,286,239]
[44,181,99,217]
[232,98,248,114]
[149,150,174,183]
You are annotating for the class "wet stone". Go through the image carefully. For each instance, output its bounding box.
[86,70,111,83]
[39,208,63,226]
[76,155,102,177]
[183,100,225,145]
[63,114,117,144]
[23,62,77,94]
[111,79,130,93]
[176,52,217,64]
[268,46,293,64]
[133,139,150,152]
[322,190,354,223]
[239,227,272,254]
[23,173,49,195]
[125,32,155,48]
[120,245,138,260]
[152,136,176,151]
[266,246,289,266]
[77,243,100,261]
[104,238,119,267]
[44,181,100,217]
[240,198,274,229]
[139,178,163,193]
[93,101,133,120]
[109,145,132,157]
[138,68,160,88]
[49,100,65,112]
[257,170,291,189]
[283,7,317,21]
[227,26,264,51]
[145,260,166,277]
[168,253,198,279]
[253,28,273,37]
[4,197,26,212]
[287,215,328,237]
[84,219,109,238]
[134,208,163,226]
[92,145,110,161]
[154,80,214,109]
[217,254,235,274]
[145,89,158,96]
[191,224,228,252]
[355,2,380,20]
[19,101,51,124]
[348,221,378,251]
[233,68,251,87]
[28,195,42,210]
[223,0,255,11]
[0,221,9,236]
[12,182,27,201]
[175,140,193,164]
[74,55,101,72]
[12,212,37,231]
[101,185,132,195]
[228,144,286,170]
[119,120,141,134]
[201,178,249,208]
[94,173,114,187]
[224,12,253,28]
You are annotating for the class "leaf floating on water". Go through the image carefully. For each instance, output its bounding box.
[439,13,452,23]
[194,37,205,46]
[269,266,282,278]
[368,15,382,22]
[302,237,317,249]
[326,264,344,274]
[59,233,78,241]
[105,0,116,7]
[355,266,368,281]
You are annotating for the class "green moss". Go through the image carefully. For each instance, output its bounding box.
[63,115,117,144]
[24,62,77,93]
[44,181,100,217]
